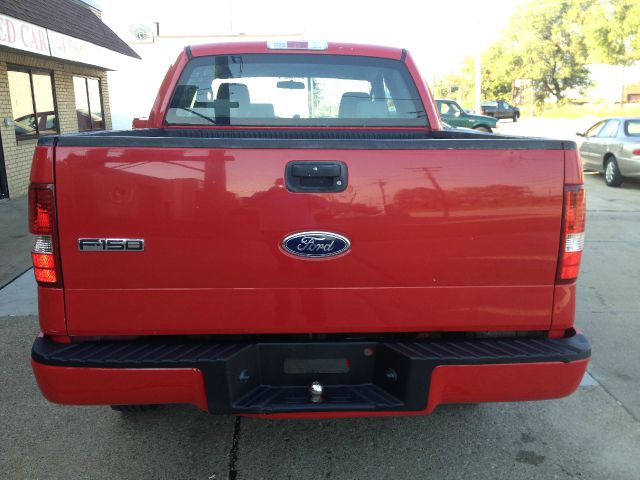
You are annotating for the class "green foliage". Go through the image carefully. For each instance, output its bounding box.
[481,44,519,100]
[584,0,640,66]
[506,0,591,103]
[434,56,476,108]
[441,0,626,107]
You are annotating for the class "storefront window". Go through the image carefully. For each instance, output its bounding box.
[73,76,104,130]
[8,67,58,140]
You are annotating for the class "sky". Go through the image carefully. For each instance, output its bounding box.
[101,0,525,80]
[99,0,526,128]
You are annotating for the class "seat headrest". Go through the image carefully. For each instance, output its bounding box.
[217,83,251,105]
[339,92,370,117]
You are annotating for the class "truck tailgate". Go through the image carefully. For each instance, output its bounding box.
[55,145,563,336]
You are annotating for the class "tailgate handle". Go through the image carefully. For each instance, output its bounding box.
[291,164,341,178]
[285,161,347,193]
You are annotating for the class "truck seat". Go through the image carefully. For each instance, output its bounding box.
[339,92,370,117]
[217,83,251,116]
[248,103,275,118]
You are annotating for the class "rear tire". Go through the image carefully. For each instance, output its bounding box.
[110,404,159,413]
[474,125,492,133]
[513,112,518,122]
[604,156,623,187]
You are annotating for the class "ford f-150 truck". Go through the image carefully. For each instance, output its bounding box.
[30,41,589,417]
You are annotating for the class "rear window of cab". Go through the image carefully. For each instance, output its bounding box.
[165,54,427,127]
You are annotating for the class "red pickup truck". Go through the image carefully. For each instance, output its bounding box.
[29,41,589,417]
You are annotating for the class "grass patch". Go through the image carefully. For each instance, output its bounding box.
[517,103,640,120]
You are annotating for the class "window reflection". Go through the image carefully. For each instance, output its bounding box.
[33,72,57,135]
[87,79,104,129]
[74,76,104,131]
[8,68,58,139]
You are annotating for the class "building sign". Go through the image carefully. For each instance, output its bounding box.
[0,14,49,56]
[48,30,124,69]
[0,13,129,69]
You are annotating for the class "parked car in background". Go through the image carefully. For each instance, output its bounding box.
[436,99,498,132]
[14,109,103,138]
[75,109,104,131]
[14,111,58,137]
[480,100,520,122]
[577,117,640,187]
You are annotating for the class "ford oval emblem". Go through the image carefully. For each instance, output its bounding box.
[281,231,350,259]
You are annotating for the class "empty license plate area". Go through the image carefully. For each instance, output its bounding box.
[283,358,350,375]
[258,343,375,386]
[222,342,429,412]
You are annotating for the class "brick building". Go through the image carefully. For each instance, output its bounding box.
[0,0,139,199]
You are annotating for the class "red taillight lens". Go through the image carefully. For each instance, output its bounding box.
[29,184,59,286]
[557,186,586,282]
[29,187,54,234]
[32,253,57,283]
[632,148,640,156]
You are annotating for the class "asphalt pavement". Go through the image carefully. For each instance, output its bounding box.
[1,120,639,479]
[0,196,30,288]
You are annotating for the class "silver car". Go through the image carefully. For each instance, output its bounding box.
[578,117,640,187]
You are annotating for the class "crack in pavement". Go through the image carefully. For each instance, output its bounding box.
[227,416,242,480]
[588,371,640,424]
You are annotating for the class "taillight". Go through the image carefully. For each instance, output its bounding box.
[29,184,60,286]
[557,186,585,283]
[632,148,640,156]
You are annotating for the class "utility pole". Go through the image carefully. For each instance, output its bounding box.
[621,66,626,107]
[474,48,481,114]
[530,80,534,118]
[376,179,388,213]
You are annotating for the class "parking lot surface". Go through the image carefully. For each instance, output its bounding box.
[1,119,639,479]
[0,196,29,288]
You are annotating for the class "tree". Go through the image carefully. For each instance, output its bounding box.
[583,0,640,104]
[435,56,476,108]
[441,0,594,107]
[507,0,591,104]
[481,43,521,101]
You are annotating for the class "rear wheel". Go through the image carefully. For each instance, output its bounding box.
[604,156,623,187]
[110,404,159,413]
[513,112,518,122]
[474,125,492,133]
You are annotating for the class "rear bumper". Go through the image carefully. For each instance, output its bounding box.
[32,333,590,416]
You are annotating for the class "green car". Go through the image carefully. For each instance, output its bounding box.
[436,99,498,133]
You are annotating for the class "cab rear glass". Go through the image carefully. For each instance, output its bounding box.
[165,54,427,127]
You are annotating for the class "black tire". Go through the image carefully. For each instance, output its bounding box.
[604,156,623,187]
[513,112,518,122]
[474,125,492,133]
[110,404,159,413]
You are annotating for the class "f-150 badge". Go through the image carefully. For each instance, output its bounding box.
[78,238,144,251]
[281,231,349,259]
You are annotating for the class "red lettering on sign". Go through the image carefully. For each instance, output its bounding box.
[38,29,46,51]
[20,23,46,52]
[20,24,32,48]
[8,19,15,43]
[0,18,16,44]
